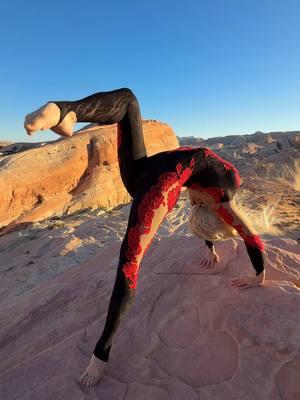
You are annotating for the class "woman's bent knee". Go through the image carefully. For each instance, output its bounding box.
[120,87,137,102]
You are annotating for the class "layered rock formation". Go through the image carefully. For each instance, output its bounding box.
[0,120,179,232]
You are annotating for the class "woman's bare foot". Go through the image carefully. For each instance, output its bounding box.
[80,354,106,386]
[24,102,77,138]
[50,109,77,137]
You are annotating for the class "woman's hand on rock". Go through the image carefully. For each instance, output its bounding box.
[200,247,220,269]
[232,270,265,290]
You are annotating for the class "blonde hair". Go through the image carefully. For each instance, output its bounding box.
[188,203,239,241]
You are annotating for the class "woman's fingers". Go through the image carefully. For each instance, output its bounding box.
[232,282,247,287]
[232,277,245,283]
[199,257,206,266]
[208,256,215,268]
[232,282,247,286]
[199,256,208,269]
[231,276,251,289]
[207,254,214,269]
[239,284,250,290]
[202,254,215,269]
[199,250,220,270]
[232,278,247,286]
[203,258,210,269]
[206,257,212,269]
[232,275,264,290]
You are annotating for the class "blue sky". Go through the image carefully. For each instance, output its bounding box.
[1,0,299,142]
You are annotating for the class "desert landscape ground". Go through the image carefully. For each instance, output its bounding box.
[0,123,299,399]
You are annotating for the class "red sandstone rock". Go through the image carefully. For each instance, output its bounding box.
[0,120,179,232]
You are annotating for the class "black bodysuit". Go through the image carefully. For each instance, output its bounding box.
[50,88,265,362]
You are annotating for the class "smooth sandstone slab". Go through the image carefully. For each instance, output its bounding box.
[0,200,299,400]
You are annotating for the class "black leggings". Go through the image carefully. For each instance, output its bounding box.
[51,88,147,197]
[50,88,264,362]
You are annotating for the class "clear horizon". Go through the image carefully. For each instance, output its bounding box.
[1,0,299,143]
[1,125,299,146]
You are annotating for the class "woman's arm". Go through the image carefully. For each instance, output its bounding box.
[212,199,265,289]
[188,191,220,268]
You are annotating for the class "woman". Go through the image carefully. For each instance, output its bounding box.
[24,88,265,386]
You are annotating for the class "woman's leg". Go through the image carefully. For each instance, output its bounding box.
[50,88,148,196]
[92,168,184,362]
[51,88,147,161]
[80,150,197,384]
[25,88,148,195]
[116,114,148,197]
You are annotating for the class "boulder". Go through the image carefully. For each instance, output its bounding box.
[0,120,179,231]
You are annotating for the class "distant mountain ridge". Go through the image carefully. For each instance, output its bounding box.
[178,130,300,147]
[178,130,300,188]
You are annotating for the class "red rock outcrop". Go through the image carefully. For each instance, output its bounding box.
[0,120,179,232]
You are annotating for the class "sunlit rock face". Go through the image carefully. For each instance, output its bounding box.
[0,120,179,232]
[241,142,263,154]
[178,135,205,146]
